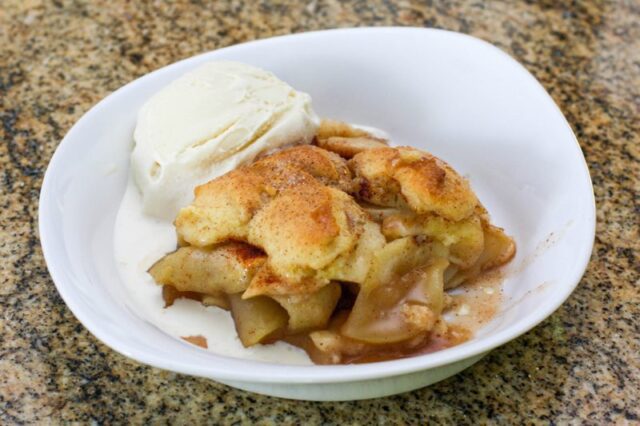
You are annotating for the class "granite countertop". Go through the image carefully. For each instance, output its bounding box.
[1,0,638,423]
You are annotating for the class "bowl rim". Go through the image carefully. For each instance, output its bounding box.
[39,26,596,384]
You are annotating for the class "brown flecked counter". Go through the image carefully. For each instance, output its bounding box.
[1,1,638,423]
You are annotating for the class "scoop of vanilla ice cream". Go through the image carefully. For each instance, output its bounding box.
[131,61,319,219]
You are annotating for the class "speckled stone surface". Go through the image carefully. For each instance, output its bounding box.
[1,0,638,423]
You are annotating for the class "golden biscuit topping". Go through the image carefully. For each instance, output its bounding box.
[151,121,515,364]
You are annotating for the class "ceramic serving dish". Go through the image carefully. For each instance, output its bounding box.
[39,27,595,401]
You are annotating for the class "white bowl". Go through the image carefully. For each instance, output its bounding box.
[39,27,595,401]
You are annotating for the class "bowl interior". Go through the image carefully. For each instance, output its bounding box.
[40,27,594,383]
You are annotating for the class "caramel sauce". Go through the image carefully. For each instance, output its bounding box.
[181,335,208,349]
[284,321,470,365]
[341,325,470,364]
[445,268,504,334]
[283,308,472,365]
[162,261,505,365]
[162,285,203,307]
[163,267,503,365]
[343,268,504,364]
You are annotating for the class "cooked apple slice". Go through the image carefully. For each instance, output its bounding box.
[341,237,449,344]
[320,221,386,285]
[382,213,485,268]
[317,136,388,159]
[229,294,288,347]
[149,242,266,295]
[272,283,341,333]
[445,222,515,289]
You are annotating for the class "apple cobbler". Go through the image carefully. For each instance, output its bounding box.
[149,120,515,364]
